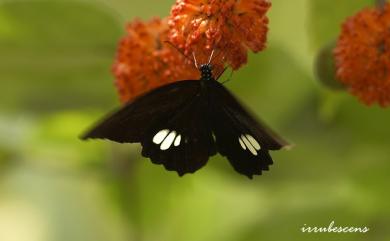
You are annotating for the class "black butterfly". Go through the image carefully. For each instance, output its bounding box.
[81,62,289,178]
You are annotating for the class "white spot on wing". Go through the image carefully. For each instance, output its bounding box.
[153,129,169,144]
[174,135,181,146]
[241,135,258,156]
[160,131,177,150]
[238,137,246,150]
[245,134,261,150]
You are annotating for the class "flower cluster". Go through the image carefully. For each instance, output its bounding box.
[334,3,390,107]
[113,0,271,102]
[113,18,199,103]
[169,0,271,69]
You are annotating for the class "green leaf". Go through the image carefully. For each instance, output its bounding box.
[0,1,123,113]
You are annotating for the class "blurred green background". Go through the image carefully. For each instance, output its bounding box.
[1,0,389,241]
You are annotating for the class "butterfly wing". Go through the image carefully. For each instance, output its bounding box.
[82,80,216,176]
[208,80,289,178]
[141,91,216,175]
[81,80,200,142]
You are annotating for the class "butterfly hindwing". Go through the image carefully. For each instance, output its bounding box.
[141,93,216,175]
[208,80,289,178]
[211,107,274,178]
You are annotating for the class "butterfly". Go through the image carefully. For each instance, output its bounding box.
[81,56,290,178]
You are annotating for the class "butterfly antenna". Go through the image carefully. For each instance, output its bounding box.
[192,52,199,69]
[207,44,229,66]
[163,40,194,64]
[208,49,215,64]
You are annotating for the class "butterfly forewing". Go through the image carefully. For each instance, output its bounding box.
[81,80,200,143]
[209,80,289,150]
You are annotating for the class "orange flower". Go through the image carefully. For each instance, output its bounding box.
[334,3,390,107]
[169,0,271,69]
[113,18,199,103]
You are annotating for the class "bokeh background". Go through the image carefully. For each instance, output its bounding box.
[0,0,389,241]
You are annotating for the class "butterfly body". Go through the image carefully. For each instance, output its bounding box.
[82,64,289,178]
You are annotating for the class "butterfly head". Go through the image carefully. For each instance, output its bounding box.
[199,64,214,81]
